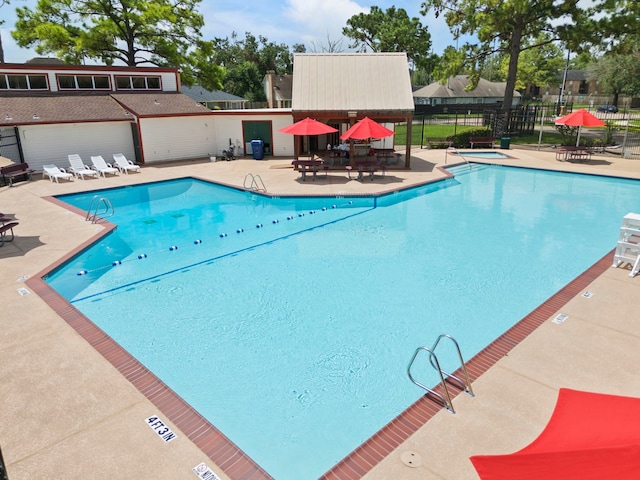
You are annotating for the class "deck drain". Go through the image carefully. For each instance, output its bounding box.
[401,450,422,468]
[552,313,568,324]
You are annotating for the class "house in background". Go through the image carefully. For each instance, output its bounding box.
[181,85,248,110]
[413,75,521,107]
[541,70,605,105]
[263,71,293,108]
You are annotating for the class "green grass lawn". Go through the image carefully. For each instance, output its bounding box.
[395,124,480,145]
[396,123,604,147]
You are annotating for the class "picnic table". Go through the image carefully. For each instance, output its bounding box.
[555,146,592,162]
[292,159,323,181]
[353,159,382,181]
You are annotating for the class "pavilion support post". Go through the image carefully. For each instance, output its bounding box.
[347,112,357,166]
[405,114,413,169]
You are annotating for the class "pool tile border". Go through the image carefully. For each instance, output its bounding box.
[320,249,613,479]
[30,192,613,480]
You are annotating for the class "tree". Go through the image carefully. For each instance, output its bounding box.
[0,0,10,63]
[182,40,225,91]
[498,34,565,97]
[420,0,586,130]
[211,32,303,101]
[342,6,432,72]
[589,51,640,107]
[12,0,205,70]
[585,1,640,52]
[308,33,344,53]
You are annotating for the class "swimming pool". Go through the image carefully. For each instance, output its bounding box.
[47,168,640,479]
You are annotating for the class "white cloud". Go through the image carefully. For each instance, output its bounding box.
[284,0,367,50]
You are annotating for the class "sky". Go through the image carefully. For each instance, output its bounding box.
[0,0,466,64]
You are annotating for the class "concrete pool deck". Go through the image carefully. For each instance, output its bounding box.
[1,146,640,479]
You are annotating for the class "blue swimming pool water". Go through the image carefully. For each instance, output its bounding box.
[48,169,640,479]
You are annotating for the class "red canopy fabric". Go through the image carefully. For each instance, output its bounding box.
[340,117,394,140]
[555,109,606,127]
[470,388,640,480]
[279,117,338,135]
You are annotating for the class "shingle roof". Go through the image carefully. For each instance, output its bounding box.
[110,92,212,116]
[181,85,247,102]
[291,53,414,116]
[565,70,588,82]
[412,75,521,99]
[0,93,130,125]
[0,91,212,126]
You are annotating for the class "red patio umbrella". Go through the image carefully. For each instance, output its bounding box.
[555,109,606,146]
[340,117,395,141]
[470,388,640,480]
[279,117,338,135]
[279,117,338,159]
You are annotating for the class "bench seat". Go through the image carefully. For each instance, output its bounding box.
[469,137,496,149]
[1,163,35,186]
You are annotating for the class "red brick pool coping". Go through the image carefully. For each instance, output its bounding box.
[27,195,614,480]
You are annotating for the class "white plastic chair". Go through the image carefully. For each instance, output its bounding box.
[42,164,74,183]
[112,154,141,174]
[90,155,119,177]
[68,154,98,179]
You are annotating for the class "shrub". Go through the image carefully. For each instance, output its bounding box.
[447,128,493,148]
[555,124,579,146]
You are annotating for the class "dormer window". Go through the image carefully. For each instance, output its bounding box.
[115,75,161,90]
[0,74,48,90]
[58,74,111,90]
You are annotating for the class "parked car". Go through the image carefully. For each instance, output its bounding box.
[597,104,618,113]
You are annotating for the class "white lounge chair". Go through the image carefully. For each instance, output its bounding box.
[68,154,99,179]
[90,155,119,177]
[112,154,141,174]
[42,164,74,183]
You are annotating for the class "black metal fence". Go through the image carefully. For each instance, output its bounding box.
[413,103,578,148]
[0,127,24,164]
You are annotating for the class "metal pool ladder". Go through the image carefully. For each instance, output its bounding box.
[85,195,115,223]
[243,173,266,192]
[407,334,474,413]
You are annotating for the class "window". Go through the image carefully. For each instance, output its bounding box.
[58,75,76,89]
[0,74,48,90]
[115,75,162,90]
[58,74,111,90]
[93,76,110,89]
[578,80,588,95]
[28,75,48,89]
